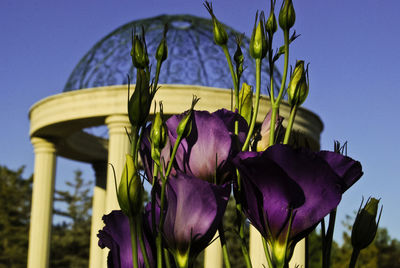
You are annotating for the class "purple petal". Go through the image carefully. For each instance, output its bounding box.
[261,145,343,239]
[213,109,248,145]
[234,151,305,239]
[166,110,235,184]
[163,172,230,257]
[97,211,155,268]
[317,151,363,192]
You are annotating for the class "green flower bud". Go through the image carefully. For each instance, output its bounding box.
[351,198,382,250]
[177,96,200,139]
[250,11,268,60]
[204,1,228,46]
[128,68,152,128]
[266,0,278,35]
[150,111,167,166]
[234,34,244,78]
[279,0,296,31]
[238,83,253,125]
[131,27,149,69]
[155,24,168,63]
[118,154,143,217]
[287,60,309,107]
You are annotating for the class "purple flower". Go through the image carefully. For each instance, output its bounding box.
[97,210,155,268]
[140,109,247,184]
[233,144,362,263]
[162,172,230,265]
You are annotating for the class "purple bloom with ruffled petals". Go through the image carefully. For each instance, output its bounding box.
[162,172,230,265]
[98,210,156,268]
[165,109,247,184]
[233,144,362,261]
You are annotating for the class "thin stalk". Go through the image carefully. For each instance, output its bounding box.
[283,104,298,145]
[165,135,182,177]
[242,58,262,151]
[156,235,163,268]
[269,30,290,147]
[129,216,139,268]
[218,224,231,268]
[137,220,151,268]
[164,249,172,268]
[153,60,162,91]
[348,248,360,268]
[262,237,273,268]
[323,210,337,268]
[222,45,239,110]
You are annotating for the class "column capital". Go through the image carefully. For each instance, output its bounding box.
[105,114,131,135]
[31,137,56,154]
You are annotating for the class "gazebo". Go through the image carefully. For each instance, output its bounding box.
[27,15,323,268]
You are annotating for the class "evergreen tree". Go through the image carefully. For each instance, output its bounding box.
[0,166,31,268]
[50,170,92,268]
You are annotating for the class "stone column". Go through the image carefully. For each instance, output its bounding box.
[105,114,131,213]
[249,228,306,268]
[204,232,222,268]
[89,162,107,268]
[27,137,57,268]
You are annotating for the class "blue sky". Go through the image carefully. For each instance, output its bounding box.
[1,0,399,243]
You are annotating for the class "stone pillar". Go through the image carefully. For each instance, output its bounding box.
[102,115,131,265]
[89,162,107,268]
[204,232,222,268]
[27,137,57,268]
[249,228,306,268]
[105,114,131,213]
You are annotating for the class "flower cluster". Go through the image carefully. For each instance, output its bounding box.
[96,1,374,268]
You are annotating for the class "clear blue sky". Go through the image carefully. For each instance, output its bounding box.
[1,0,399,243]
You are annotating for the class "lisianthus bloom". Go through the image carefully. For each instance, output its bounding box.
[233,144,362,265]
[141,109,248,184]
[161,172,230,266]
[97,210,155,268]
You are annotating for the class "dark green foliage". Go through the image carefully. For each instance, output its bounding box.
[50,170,92,268]
[0,166,31,268]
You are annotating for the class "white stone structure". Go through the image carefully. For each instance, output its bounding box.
[28,84,323,267]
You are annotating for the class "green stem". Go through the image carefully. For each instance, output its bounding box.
[349,248,360,268]
[129,216,139,268]
[276,30,290,104]
[323,210,337,268]
[218,224,231,268]
[165,135,182,177]
[268,104,279,147]
[283,104,297,145]
[262,237,273,268]
[154,60,162,91]
[164,249,172,268]
[137,220,151,268]
[222,45,239,110]
[156,235,163,268]
[242,58,262,151]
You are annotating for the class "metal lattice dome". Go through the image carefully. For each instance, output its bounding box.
[63,14,280,92]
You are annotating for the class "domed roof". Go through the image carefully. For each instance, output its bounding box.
[63,14,280,92]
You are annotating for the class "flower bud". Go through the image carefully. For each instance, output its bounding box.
[155,24,168,63]
[238,83,253,125]
[128,68,152,128]
[351,198,382,250]
[266,0,278,36]
[287,60,309,107]
[118,154,143,217]
[204,1,228,46]
[131,28,149,69]
[234,35,244,78]
[250,11,268,60]
[177,96,199,139]
[279,0,296,31]
[150,111,167,166]
[256,110,283,151]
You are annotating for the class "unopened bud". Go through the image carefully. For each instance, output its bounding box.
[155,24,168,63]
[118,154,143,217]
[238,83,253,125]
[204,1,228,46]
[279,0,296,31]
[150,111,167,166]
[177,96,199,139]
[287,60,309,107]
[128,68,151,128]
[256,110,284,151]
[250,11,268,60]
[266,0,278,36]
[351,198,382,250]
[131,28,149,69]
[234,35,244,77]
